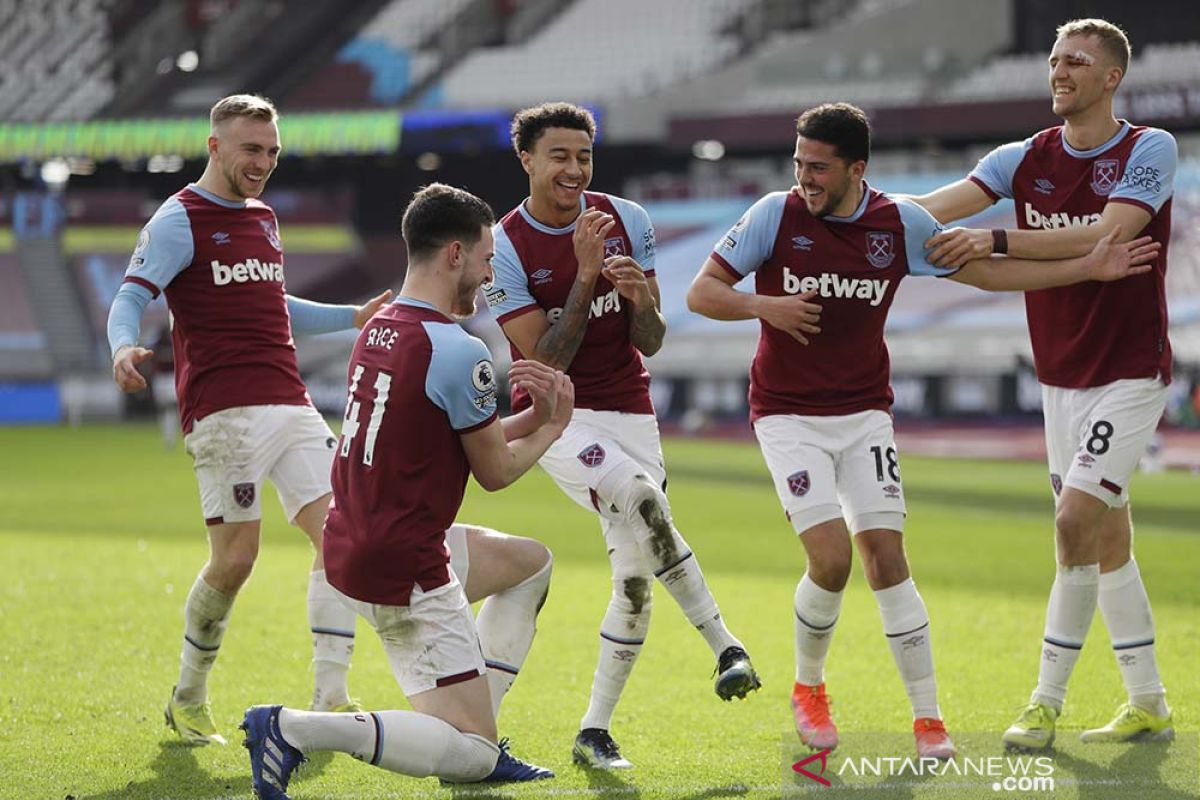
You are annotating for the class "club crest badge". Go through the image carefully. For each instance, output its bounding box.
[1050,473,1062,496]
[787,470,811,497]
[260,219,282,251]
[866,231,895,268]
[1090,159,1120,196]
[603,237,627,258]
[233,482,256,509]
[577,443,606,468]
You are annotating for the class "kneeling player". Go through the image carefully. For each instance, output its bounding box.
[242,184,573,797]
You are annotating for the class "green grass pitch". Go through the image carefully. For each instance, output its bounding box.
[1,425,1196,799]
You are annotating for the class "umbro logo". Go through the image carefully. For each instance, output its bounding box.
[1034,178,1055,195]
[531,268,553,285]
[212,231,231,245]
[792,235,814,250]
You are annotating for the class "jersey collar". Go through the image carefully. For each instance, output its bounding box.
[1062,121,1130,159]
[822,180,871,224]
[517,195,586,235]
[187,183,247,209]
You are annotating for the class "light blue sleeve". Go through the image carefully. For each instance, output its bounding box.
[106,282,155,356]
[608,195,656,272]
[967,139,1032,201]
[710,192,788,277]
[423,322,498,430]
[286,296,356,334]
[1110,129,1177,213]
[125,197,193,294]
[894,197,961,277]
[483,223,538,320]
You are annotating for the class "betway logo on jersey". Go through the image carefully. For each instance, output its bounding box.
[1023,203,1101,230]
[547,287,622,323]
[211,259,284,285]
[783,267,889,307]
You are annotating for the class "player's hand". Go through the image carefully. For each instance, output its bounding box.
[511,359,566,429]
[546,369,574,433]
[925,227,993,268]
[1083,225,1159,282]
[112,345,154,393]
[572,209,615,283]
[601,256,652,306]
[353,289,394,328]
[758,290,822,344]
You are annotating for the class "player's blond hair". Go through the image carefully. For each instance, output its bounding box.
[209,94,277,129]
[1055,18,1131,74]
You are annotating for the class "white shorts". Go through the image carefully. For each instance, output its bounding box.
[446,523,469,587]
[1043,378,1167,508]
[336,574,485,697]
[538,409,666,522]
[183,404,335,525]
[754,410,907,535]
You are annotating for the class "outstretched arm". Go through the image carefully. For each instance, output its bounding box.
[911,179,997,225]
[286,289,394,335]
[926,203,1152,267]
[949,227,1159,292]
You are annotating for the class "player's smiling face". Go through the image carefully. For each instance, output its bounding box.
[1048,34,1120,118]
[522,127,593,217]
[212,117,280,200]
[452,225,495,319]
[793,136,863,218]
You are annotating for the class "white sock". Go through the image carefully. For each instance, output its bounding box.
[654,550,742,657]
[175,575,235,704]
[477,557,552,720]
[278,708,499,781]
[580,576,652,731]
[1033,563,1099,712]
[875,578,940,720]
[1098,558,1168,715]
[605,472,742,658]
[308,570,356,710]
[794,573,842,686]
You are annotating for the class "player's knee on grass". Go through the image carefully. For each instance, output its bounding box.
[437,731,501,782]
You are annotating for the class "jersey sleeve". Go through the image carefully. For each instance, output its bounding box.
[710,192,787,279]
[123,197,193,296]
[608,195,656,274]
[423,323,498,432]
[106,282,155,356]
[1109,129,1177,215]
[286,295,356,334]
[483,223,538,323]
[894,197,962,277]
[967,139,1031,201]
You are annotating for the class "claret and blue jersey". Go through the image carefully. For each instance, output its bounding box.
[710,183,958,420]
[968,122,1176,388]
[484,191,657,415]
[324,297,498,607]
